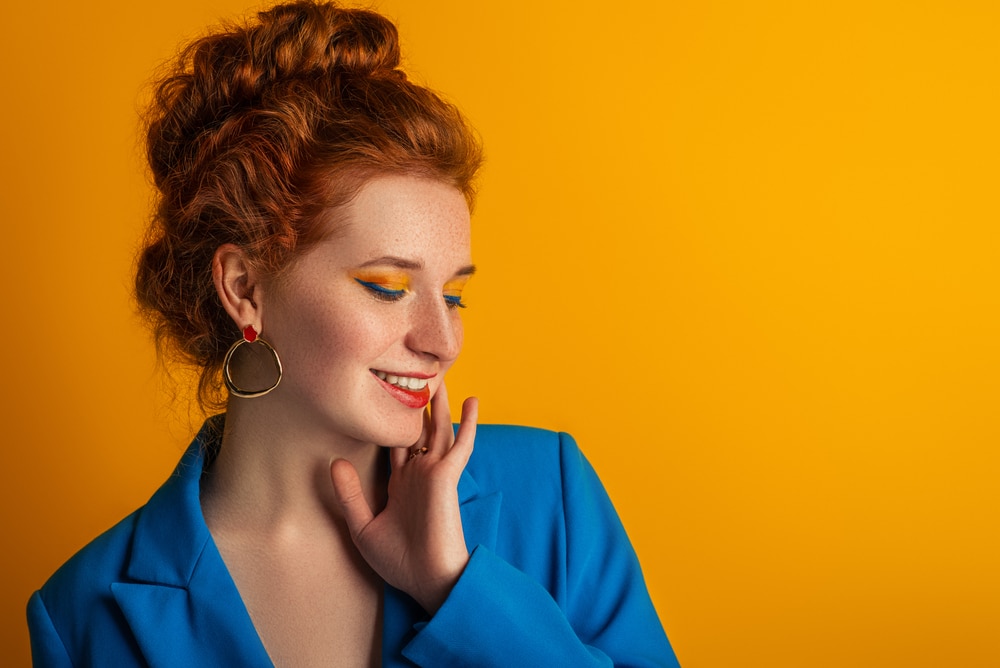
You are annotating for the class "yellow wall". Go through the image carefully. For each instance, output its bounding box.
[3,1,998,666]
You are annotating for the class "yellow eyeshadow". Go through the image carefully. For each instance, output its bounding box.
[351,270,411,291]
[443,277,470,295]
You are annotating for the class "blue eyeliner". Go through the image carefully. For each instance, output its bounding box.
[444,294,467,309]
[355,278,406,298]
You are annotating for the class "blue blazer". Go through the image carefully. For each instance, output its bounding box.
[28,421,679,666]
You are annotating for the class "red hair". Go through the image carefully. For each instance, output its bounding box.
[134,0,483,409]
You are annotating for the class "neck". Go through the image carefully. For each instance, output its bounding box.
[199,397,386,538]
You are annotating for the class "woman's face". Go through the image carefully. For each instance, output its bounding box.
[261,174,473,447]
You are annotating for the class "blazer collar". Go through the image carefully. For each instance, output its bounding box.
[112,416,503,667]
[112,416,272,666]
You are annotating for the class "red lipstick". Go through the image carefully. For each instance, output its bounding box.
[372,372,431,408]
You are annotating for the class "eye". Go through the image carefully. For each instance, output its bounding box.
[444,293,467,309]
[355,278,407,302]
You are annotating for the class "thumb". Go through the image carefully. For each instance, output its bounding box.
[330,458,375,539]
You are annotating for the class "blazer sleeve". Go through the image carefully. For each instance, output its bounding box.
[27,591,74,668]
[402,432,680,667]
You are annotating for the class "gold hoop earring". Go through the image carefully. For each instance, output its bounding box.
[222,325,283,398]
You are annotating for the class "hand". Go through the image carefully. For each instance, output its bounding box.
[331,384,478,614]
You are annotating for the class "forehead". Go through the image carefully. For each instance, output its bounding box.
[333,174,471,261]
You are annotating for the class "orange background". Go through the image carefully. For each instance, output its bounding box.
[2,1,999,666]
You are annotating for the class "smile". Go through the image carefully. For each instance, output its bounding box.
[371,370,429,391]
[371,369,432,409]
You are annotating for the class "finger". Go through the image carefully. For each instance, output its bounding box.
[429,382,453,452]
[398,407,432,464]
[419,404,434,446]
[444,396,478,469]
[330,459,375,539]
[390,442,410,470]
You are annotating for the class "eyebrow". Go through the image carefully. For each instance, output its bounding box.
[359,255,476,277]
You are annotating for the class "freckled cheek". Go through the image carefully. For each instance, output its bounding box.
[350,310,409,355]
[272,300,385,373]
[307,310,400,368]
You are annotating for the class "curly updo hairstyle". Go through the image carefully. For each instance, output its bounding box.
[135,0,482,409]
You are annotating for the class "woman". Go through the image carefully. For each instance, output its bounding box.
[27,1,678,665]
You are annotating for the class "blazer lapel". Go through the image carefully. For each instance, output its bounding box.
[456,467,502,553]
[111,545,271,667]
[111,421,272,667]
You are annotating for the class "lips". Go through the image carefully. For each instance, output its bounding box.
[371,369,431,408]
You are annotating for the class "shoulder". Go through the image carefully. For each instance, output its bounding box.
[38,510,138,607]
[463,423,605,542]
[469,423,570,456]
[465,424,584,492]
[29,509,142,660]
[463,424,627,551]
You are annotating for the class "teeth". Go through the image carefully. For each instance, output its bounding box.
[373,370,428,391]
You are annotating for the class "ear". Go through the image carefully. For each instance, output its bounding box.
[212,244,265,334]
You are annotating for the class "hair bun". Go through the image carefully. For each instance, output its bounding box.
[257,1,401,80]
[147,1,402,189]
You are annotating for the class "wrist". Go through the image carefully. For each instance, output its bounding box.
[416,553,469,614]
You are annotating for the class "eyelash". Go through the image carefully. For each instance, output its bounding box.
[355,278,467,309]
[355,278,406,302]
[444,294,467,309]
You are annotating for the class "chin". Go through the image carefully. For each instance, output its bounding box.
[362,416,425,449]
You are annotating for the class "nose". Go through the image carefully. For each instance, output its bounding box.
[405,293,463,362]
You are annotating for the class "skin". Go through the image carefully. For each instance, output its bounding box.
[202,174,478,665]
